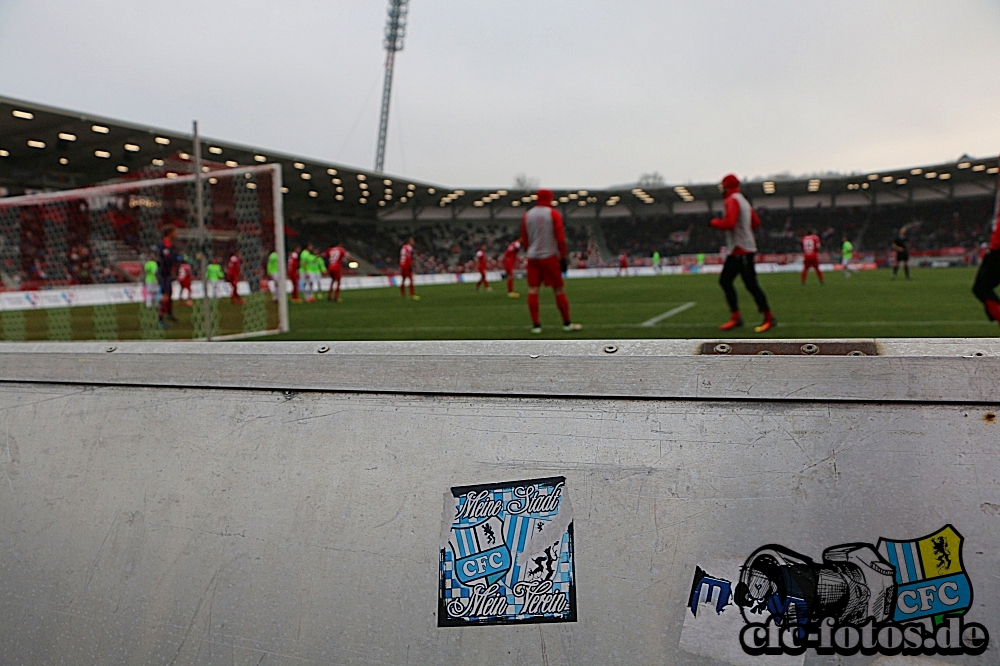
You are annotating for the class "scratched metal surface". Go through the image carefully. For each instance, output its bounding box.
[0,373,997,664]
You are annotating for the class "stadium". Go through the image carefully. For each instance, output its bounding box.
[1,94,998,340]
[1,3,999,665]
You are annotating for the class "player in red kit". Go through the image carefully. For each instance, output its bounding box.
[226,252,244,306]
[800,230,824,285]
[324,244,349,302]
[288,245,301,303]
[399,237,419,300]
[710,174,775,332]
[177,259,194,306]
[618,251,629,276]
[503,240,521,298]
[521,189,582,333]
[972,156,1000,328]
[474,245,491,291]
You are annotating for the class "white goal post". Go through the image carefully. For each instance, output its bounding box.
[0,164,287,341]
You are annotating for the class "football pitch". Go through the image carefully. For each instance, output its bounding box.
[268,266,998,341]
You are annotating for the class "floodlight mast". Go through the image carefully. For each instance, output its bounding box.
[374,0,408,174]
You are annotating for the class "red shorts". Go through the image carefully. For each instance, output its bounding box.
[329,268,342,282]
[803,256,820,269]
[179,279,192,291]
[504,261,515,276]
[527,256,564,289]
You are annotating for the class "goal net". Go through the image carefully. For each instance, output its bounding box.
[0,164,288,341]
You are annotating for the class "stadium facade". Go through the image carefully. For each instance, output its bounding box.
[2,95,996,231]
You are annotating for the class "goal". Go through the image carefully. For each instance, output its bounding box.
[0,164,288,341]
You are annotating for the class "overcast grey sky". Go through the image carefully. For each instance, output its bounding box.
[1,0,998,188]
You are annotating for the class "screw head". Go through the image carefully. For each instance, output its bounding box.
[602,345,619,354]
[317,345,330,353]
[105,346,117,353]
[800,343,819,355]
[714,343,732,354]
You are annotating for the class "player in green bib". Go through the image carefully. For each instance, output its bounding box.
[206,261,224,298]
[652,251,661,273]
[841,235,856,279]
[299,247,316,301]
[266,251,280,301]
[143,257,159,308]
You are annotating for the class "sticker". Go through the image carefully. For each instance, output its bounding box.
[682,525,989,660]
[438,476,577,627]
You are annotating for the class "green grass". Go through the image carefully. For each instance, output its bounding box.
[265,266,998,341]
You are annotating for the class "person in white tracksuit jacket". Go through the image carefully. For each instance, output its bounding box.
[710,174,776,333]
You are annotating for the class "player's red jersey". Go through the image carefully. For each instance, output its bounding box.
[619,253,628,268]
[503,241,521,266]
[226,255,241,282]
[288,251,300,276]
[177,262,192,285]
[476,250,487,272]
[326,246,346,271]
[801,234,820,259]
[399,243,413,270]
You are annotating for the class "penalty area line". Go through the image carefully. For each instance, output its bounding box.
[640,302,696,327]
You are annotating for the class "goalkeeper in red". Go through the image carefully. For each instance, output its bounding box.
[972,158,1000,328]
[521,188,581,334]
[711,174,776,332]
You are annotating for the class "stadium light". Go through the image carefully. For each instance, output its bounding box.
[178,152,190,159]
[910,168,923,175]
[881,176,893,183]
[151,158,165,166]
[348,261,359,268]
[383,179,392,185]
[336,187,344,193]
[896,178,907,185]
[309,191,318,197]
[0,150,9,157]
[988,167,999,174]
[327,168,338,175]
[512,201,521,206]
[280,186,289,193]
[59,157,68,164]
[301,173,311,180]
[58,133,76,141]
[867,174,879,180]
[154,136,170,145]
[94,150,110,158]
[209,177,219,185]
[428,188,436,194]
[27,140,45,149]
[379,201,386,206]
[208,146,223,155]
[861,183,869,189]
[255,155,267,163]
[408,184,416,190]
[124,144,140,152]
[939,173,952,180]
[972,165,986,172]
[807,179,821,192]
[332,178,342,184]
[116,165,128,173]
[295,162,305,169]
[91,125,109,134]
[12,110,34,120]
[336,194,344,201]
[925,172,937,178]
[578,190,588,196]
[357,174,366,180]
[225,160,238,167]
[957,162,971,169]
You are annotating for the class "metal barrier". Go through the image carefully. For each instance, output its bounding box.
[0,340,997,665]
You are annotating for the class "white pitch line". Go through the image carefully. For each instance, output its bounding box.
[640,302,697,327]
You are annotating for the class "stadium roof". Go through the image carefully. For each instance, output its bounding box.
[1,95,997,227]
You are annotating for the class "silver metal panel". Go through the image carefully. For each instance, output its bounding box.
[0,340,998,403]
[0,342,998,664]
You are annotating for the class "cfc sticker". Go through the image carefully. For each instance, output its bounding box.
[438,476,577,627]
[685,525,989,658]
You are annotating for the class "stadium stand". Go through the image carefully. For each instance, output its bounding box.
[1,94,997,282]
